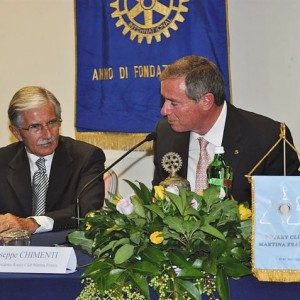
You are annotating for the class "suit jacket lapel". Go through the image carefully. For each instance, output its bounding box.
[46,140,73,211]
[173,132,190,178]
[7,145,32,215]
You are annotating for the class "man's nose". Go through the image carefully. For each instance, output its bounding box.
[40,125,52,137]
[161,102,169,116]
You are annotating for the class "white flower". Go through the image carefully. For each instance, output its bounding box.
[116,195,134,215]
[219,187,226,200]
[191,198,199,210]
[165,185,179,202]
[165,185,179,195]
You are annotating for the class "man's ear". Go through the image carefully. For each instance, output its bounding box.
[9,125,23,141]
[201,93,215,111]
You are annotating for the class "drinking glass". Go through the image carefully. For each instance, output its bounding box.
[1,230,31,246]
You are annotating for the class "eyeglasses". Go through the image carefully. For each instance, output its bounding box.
[19,119,62,134]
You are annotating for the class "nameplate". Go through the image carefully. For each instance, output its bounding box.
[0,246,77,274]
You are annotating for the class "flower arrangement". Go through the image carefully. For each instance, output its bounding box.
[68,180,252,300]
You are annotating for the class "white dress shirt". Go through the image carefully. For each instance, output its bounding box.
[187,102,227,192]
[27,152,54,233]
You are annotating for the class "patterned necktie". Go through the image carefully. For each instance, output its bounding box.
[195,138,210,193]
[32,158,48,215]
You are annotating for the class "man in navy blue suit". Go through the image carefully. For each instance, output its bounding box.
[153,55,300,204]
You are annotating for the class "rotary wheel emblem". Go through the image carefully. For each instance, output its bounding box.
[110,0,190,44]
[161,152,182,174]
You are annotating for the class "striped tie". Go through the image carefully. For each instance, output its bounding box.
[195,138,210,193]
[32,158,48,215]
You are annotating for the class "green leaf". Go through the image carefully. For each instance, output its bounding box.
[144,204,165,218]
[165,191,185,215]
[131,195,146,218]
[67,231,93,255]
[225,262,251,277]
[177,267,203,279]
[230,246,251,262]
[182,219,201,235]
[210,239,227,258]
[202,257,217,274]
[82,261,112,278]
[216,267,230,300]
[112,238,130,249]
[114,244,135,264]
[95,239,117,257]
[123,180,152,205]
[106,268,126,289]
[192,258,204,269]
[202,185,221,205]
[133,217,147,228]
[96,237,130,257]
[138,181,154,205]
[104,198,115,210]
[162,227,181,241]
[133,261,161,276]
[140,247,166,264]
[239,219,252,239]
[169,250,192,269]
[219,256,252,277]
[130,231,141,244]
[123,180,143,196]
[175,278,202,300]
[184,205,201,218]
[201,224,226,241]
[163,216,185,234]
[130,272,150,300]
[88,267,126,292]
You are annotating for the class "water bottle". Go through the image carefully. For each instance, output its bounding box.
[207,146,233,199]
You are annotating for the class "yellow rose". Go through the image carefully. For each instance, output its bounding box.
[239,204,252,220]
[150,231,164,244]
[85,222,92,230]
[154,185,165,200]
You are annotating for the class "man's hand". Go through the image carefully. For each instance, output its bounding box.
[0,213,39,234]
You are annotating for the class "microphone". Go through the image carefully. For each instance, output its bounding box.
[76,131,157,226]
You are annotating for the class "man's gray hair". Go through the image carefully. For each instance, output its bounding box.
[8,86,62,127]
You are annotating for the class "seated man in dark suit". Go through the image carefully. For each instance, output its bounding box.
[153,55,300,204]
[0,86,106,233]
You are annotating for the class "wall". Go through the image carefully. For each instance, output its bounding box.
[0,0,299,196]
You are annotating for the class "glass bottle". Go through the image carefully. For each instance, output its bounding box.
[207,146,233,199]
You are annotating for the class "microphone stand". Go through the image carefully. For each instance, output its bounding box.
[76,132,157,226]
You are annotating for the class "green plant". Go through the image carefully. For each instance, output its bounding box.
[69,181,252,300]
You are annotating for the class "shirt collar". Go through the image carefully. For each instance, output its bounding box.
[26,151,54,172]
[190,101,227,147]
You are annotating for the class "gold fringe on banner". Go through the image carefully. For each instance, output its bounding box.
[252,269,300,282]
[75,131,154,152]
[251,177,257,278]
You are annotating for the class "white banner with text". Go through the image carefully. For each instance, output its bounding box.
[252,176,300,281]
[0,246,76,274]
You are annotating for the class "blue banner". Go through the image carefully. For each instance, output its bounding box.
[76,0,230,133]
